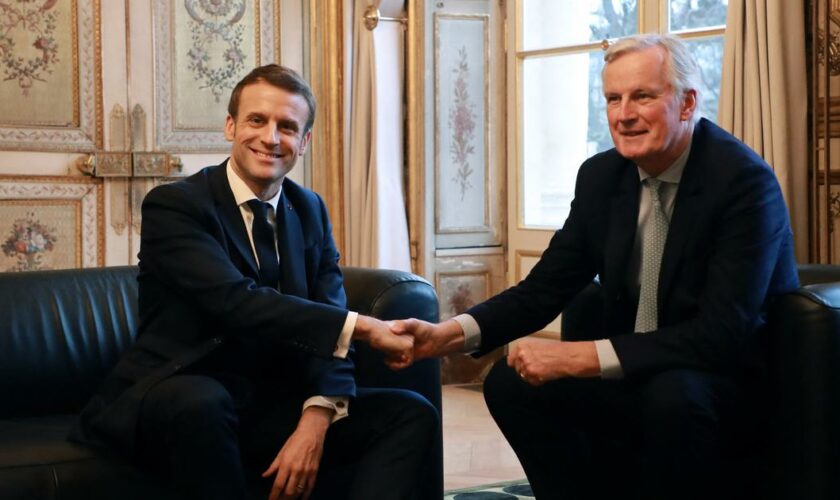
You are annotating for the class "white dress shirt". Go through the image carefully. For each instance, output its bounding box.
[226,163,353,420]
[453,139,691,379]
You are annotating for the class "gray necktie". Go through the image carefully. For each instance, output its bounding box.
[634,178,668,333]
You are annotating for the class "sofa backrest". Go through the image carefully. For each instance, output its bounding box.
[0,266,139,418]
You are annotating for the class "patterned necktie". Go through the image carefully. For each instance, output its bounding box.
[634,178,669,333]
[246,199,280,289]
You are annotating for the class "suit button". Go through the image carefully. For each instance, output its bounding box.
[173,364,182,371]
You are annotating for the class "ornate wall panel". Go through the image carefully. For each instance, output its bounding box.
[153,0,281,151]
[434,250,505,384]
[0,176,104,270]
[0,0,102,151]
[434,13,489,234]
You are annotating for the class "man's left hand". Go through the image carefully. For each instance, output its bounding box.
[262,406,332,499]
[507,339,600,385]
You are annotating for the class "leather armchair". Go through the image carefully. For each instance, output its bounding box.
[560,265,840,500]
[0,265,442,500]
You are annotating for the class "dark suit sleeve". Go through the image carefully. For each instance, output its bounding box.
[610,160,796,377]
[466,160,602,353]
[301,194,356,398]
[139,182,348,359]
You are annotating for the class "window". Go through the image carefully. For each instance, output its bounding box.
[517,0,728,228]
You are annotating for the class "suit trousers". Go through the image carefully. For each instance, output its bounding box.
[483,359,758,500]
[135,374,440,500]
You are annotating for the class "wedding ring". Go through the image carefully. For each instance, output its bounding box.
[296,484,305,491]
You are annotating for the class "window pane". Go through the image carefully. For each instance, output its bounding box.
[684,36,724,122]
[522,0,638,51]
[669,0,728,32]
[522,52,611,227]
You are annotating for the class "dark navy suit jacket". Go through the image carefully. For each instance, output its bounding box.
[73,162,354,453]
[469,119,799,379]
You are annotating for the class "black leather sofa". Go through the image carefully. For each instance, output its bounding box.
[0,266,443,500]
[560,264,840,500]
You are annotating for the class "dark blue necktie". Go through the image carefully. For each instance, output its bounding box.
[246,199,280,289]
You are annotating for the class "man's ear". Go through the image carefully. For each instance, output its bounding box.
[224,114,235,142]
[680,89,697,121]
[298,130,312,155]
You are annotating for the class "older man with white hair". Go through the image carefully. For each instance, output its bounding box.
[393,34,799,499]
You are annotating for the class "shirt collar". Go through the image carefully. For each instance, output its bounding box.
[226,159,282,212]
[637,135,692,185]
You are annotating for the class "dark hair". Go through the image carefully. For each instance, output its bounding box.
[227,64,317,133]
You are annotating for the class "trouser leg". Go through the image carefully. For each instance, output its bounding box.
[241,387,440,500]
[136,375,245,500]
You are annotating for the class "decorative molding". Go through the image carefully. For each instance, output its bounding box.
[0,0,102,151]
[0,175,104,269]
[109,104,128,151]
[131,104,147,151]
[308,0,345,258]
[406,0,425,275]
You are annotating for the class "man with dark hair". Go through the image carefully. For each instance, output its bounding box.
[393,34,799,499]
[71,64,438,500]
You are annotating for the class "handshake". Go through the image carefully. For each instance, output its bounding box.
[352,315,464,370]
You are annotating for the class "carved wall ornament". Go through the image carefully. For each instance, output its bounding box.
[184,0,248,102]
[0,0,61,95]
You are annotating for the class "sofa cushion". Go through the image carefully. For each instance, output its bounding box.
[0,415,177,500]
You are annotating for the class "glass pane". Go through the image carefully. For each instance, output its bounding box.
[522,0,638,51]
[669,0,728,32]
[684,36,724,122]
[521,52,611,228]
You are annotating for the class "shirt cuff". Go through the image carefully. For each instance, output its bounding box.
[452,314,481,353]
[333,311,357,359]
[594,339,624,379]
[303,396,349,423]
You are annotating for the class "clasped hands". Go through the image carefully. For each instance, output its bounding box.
[360,316,601,383]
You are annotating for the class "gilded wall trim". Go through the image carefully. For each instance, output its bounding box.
[308,0,345,256]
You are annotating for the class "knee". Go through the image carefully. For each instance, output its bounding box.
[168,378,236,427]
[640,370,721,427]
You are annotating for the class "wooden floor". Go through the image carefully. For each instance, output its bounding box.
[442,384,525,491]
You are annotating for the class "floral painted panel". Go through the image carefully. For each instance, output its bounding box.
[154,0,279,151]
[0,0,99,151]
[435,14,488,233]
[1,203,79,271]
[0,176,103,270]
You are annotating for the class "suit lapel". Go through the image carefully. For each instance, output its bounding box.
[208,163,260,278]
[277,189,308,298]
[604,161,640,291]
[658,126,706,309]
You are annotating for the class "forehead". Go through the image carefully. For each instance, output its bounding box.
[236,81,309,121]
[603,46,670,92]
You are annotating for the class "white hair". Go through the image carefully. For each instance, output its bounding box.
[603,34,702,122]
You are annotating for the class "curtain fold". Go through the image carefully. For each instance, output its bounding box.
[718,0,808,261]
[346,0,411,271]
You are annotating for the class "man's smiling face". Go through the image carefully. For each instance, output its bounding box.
[603,45,695,176]
[224,80,312,198]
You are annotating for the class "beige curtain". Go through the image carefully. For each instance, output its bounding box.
[346,0,411,271]
[718,0,808,261]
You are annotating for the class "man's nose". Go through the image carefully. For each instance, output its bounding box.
[617,99,637,121]
[261,126,280,144]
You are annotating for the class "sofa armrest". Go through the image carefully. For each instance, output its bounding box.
[340,266,443,498]
[769,283,840,500]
